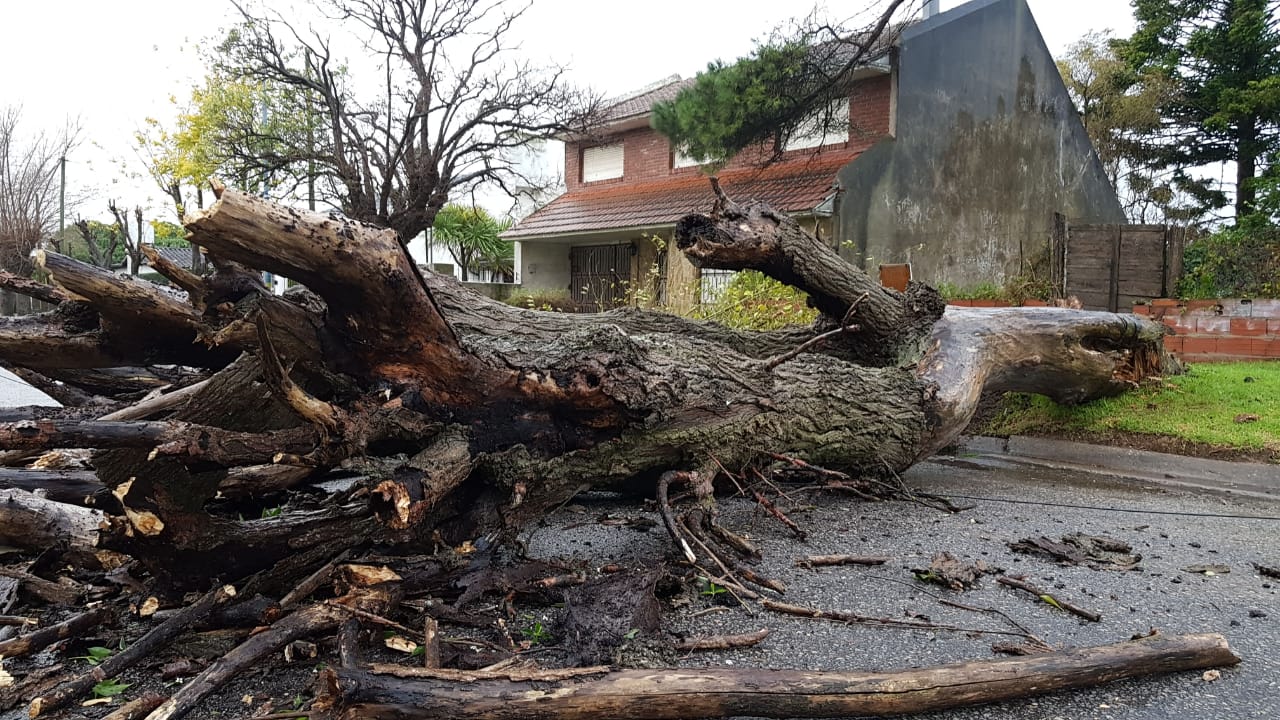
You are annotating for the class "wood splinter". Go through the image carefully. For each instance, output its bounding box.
[675,628,770,651]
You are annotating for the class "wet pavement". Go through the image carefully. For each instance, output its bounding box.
[524,451,1280,719]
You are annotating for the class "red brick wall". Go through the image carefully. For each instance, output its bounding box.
[1137,299,1280,362]
[565,75,893,192]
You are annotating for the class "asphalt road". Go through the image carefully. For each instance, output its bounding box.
[524,453,1280,719]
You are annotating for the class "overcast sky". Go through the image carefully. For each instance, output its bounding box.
[0,0,1136,220]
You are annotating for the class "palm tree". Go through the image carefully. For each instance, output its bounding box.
[432,205,512,282]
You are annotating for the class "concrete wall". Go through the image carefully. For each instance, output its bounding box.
[836,0,1124,288]
[518,240,572,293]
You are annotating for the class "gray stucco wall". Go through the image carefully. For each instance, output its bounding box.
[519,240,572,293]
[836,0,1124,288]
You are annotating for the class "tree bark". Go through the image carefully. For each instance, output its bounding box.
[0,488,102,550]
[0,186,1168,582]
[312,633,1238,720]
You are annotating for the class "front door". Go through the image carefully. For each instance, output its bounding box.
[569,244,631,312]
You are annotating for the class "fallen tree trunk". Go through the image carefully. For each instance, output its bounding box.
[0,182,1168,582]
[312,632,1238,720]
[0,178,1194,720]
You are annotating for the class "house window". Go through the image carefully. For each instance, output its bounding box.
[672,144,701,169]
[582,143,624,182]
[784,98,850,151]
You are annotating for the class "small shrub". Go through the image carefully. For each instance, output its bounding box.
[692,270,817,330]
[1179,217,1280,299]
[932,282,1007,301]
[504,289,576,312]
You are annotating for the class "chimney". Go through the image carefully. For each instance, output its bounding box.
[923,0,941,19]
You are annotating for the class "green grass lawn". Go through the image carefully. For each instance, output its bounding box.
[982,361,1280,451]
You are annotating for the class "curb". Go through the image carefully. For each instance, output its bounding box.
[954,435,1280,501]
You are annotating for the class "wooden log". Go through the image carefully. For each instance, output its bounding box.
[0,488,102,549]
[315,633,1238,720]
[7,366,107,407]
[101,693,167,720]
[916,306,1168,459]
[0,468,103,505]
[186,185,494,406]
[35,250,203,340]
[0,270,69,305]
[0,608,110,659]
[0,419,317,466]
[143,601,357,720]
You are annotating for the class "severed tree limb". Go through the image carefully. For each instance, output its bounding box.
[797,555,892,568]
[255,316,341,434]
[35,250,204,341]
[0,608,110,660]
[98,379,209,421]
[0,419,317,466]
[101,693,168,720]
[0,468,103,505]
[0,312,119,370]
[916,307,1168,459]
[996,576,1102,623]
[338,617,362,670]
[0,488,103,550]
[140,245,205,306]
[761,599,1031,637]
[674,193,945,366]
[0,568,82,605]
[143,603,348,720]
[186,185,494,405]
[313,633,1239,720]
[7,366,107,407]
[0,270,69,305]
[28,585,238,717]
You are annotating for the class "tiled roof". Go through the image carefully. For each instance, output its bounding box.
[147,246,196,270]
[597,77,695,124]
[592,28,900,127]
[505,150,859,239]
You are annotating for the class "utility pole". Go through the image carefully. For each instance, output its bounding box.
[58,155,66,253]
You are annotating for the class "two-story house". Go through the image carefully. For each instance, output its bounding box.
[504,0,1124,312]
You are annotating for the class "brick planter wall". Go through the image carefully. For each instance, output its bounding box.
[1136,299,1280,362]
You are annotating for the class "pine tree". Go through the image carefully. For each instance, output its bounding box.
[1120,0,1280,218]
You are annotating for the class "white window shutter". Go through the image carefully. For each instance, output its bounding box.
[582,143,624,182]
[784,99,850,151]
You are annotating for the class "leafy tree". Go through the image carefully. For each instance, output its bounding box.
[1056,31,1197,222]
[652,0,912,167]
[151,220,189,247]
[432,204,512,282]
[71,219,124,269]
[1120,0,1280,219]
[138,69,316,216]
[216,0,595,242]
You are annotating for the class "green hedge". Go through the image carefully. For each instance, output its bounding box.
[1179,217,1280,299]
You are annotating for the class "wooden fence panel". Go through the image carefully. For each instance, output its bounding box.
[0,290,54,317]
[1062,223,1183,312]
